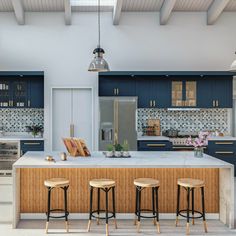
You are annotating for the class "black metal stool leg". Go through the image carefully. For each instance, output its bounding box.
[112,186,117,229]
[105,188,109,236]
[46,187,51,234]
[97,188,100,225]
[192,188,195,225]
[137,187,141,232]
[186,187,190,235]
[152,187,156,225]
[155,187,160,233]
[134,187,138,225]
[176,184,180,226]
[87,186,93,232]
[64,186,69,232]
[201,187,208,233]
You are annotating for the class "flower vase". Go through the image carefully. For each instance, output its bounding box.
[194,147,203,158]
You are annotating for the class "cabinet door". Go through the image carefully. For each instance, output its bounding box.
[99,77,117,96]
[197,78,214,108]
[136,77,153,108]
[12,79,28,108]
[99,76,136,96]
[28,78,44,108]
[152,79,171,108]
[171,80,184,107]
[214,78,232,108]
[0,79,11,107]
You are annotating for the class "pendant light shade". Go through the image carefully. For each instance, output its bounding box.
[230,52,236,72]
[88,47,110,72]
[88,0,110,72]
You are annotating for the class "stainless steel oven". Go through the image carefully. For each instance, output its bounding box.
[0,141,20,177]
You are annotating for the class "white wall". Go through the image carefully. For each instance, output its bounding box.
[0,12,236,150]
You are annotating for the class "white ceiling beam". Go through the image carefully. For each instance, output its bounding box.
[207,0,230,25]
[160,0,176,25]
[64,0,72,25]
[11,0,24,25]
[113,0,123,25]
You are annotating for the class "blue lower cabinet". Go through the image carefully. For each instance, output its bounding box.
[20,140,44,156]
[138,140,172,151]
[207,140,236,176]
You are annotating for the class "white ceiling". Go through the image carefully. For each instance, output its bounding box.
[1,0,236,12]
[1,0,236,25]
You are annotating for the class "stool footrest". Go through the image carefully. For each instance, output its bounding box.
[91,210,115,220]
[135,209,158,219]
[46,209,69,219]
[178,209,203,219]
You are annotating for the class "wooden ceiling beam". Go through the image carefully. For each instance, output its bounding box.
[64,0,72,25]
[113,0,123,25]
[207,0,230,25]
[160,0,176,25]
[11,0,25,25]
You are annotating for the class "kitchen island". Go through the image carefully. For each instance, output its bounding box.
[13,151,234,229]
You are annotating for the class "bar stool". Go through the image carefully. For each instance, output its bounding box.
[176,178,207,235]
[44,178,70,234]
[87,179,117,236]
[134,178,160,233]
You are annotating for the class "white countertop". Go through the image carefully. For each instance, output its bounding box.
[0,135,44,141]
[13,151,233,169]
[208,136,236,141]
[137,136,170,141]
[138,135,236,141]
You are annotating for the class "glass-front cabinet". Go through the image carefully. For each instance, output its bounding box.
[171,80,197,107]
[0,73,44,108]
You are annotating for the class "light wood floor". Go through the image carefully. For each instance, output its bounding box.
[0,219,235,236]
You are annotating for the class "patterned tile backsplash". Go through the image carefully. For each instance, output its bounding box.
[137,108,230,134]
[0,108,44,132]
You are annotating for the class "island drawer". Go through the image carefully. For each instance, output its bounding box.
[138,140,172,151]
[20,140,44,155]
[208,141,236,150]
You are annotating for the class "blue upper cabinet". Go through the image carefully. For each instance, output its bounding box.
[98,71,234,109]
[136,76,171,108]
[0,72,44,108]
[99,75,136,96]
[28,77,44,108]
[197,76,232,108]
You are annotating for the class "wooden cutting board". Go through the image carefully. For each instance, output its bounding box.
[147,119,161,136]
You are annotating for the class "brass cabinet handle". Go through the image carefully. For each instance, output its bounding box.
[117,88,119,95]
[114,88,116,95]
[147,144,166,147]
[213,100,215,107]
[150,100,153,107]
[215,151,234,154]
[28,100,30,107]
[216,100,219,107]
[173,146,207,149]
[23,142,41,145]
[215,142,234,145]
[70,124,74,137]
[153,100,156,107]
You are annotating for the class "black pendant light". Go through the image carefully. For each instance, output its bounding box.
[88,0,110,72]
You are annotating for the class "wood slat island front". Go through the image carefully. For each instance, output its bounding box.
[13,151,234,229]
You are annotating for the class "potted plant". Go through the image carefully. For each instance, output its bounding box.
[186,131,209,157]
[122,140,130,157]
[26,125,43,138]
[114,143,123,157]
[106,144,114,157]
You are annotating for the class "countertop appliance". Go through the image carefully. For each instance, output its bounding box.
[0,141,20,177]
[99,97,137,151]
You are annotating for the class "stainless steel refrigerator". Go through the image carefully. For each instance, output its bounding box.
[99,97,137,151]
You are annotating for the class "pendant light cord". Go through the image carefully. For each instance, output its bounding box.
[98,0,101,48]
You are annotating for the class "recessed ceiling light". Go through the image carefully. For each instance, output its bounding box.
[70,0,114,7]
